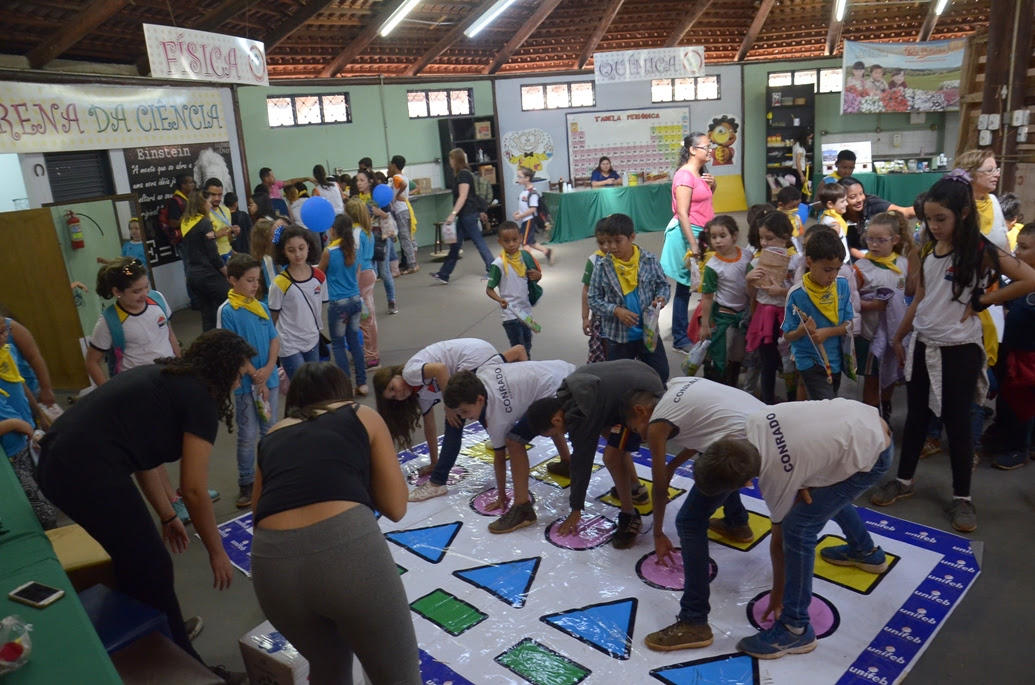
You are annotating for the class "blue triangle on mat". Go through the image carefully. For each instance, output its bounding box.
[453,557,541,608]
[649,652,759,685]
[541,597,637,660]
[385,521,463,564]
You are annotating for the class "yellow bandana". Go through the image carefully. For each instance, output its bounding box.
[975,196,994,236]
[783,209,804,237]
[802,271,839,324]
[594,249,606,258]
[865,253,902,274]
[180,213,206,238]
[821,210,848,236]
[226,290,269,320]
[501,250,527,278]
[0,344,26,395]
[612,245,641,296]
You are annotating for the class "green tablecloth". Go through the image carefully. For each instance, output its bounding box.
[812,171,944,209]
[543,183,675,244]
[0,457,121,684]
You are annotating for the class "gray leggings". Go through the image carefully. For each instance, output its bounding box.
[251,507,421,685]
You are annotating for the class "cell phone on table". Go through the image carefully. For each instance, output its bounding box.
[8,581,65,608]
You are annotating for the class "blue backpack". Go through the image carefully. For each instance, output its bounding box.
[102,291,169,376]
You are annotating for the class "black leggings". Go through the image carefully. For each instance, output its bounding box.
[37,461,201,662]
[898,341,983,497]
[188,272,229,333]
[758,342,781,405]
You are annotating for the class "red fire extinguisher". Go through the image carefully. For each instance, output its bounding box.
[65,211,85,249]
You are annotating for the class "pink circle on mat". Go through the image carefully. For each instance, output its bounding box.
[546,515,616,550]
[747,591,840,639]
[409,466,467,487]
[636,550,716,591]
[469,489,535,516]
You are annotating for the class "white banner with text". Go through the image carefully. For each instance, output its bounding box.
[594,47,704,84]
[144,23,268,86]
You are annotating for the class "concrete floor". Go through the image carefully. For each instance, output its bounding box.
[162,225,1032,683]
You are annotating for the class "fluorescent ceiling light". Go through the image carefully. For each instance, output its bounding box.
[835,0,848,22]
[465,0,519,38]
[380,0,423,36]
[934,0,950,15]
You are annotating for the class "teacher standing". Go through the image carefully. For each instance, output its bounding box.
[956,150,1009,250]
[431,148,495,283]
[661,132,717,352]
[37,330,255,681]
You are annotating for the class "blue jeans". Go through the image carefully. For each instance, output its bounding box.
[606,337,670,383]
[329,297,366,386]
[502,319,533,358]
[376,241,396,303]
[280,344,319,380]
[672,282,692,349]
[437,213,494,281]
[780,441,892,629]
[676,489,749,624]
[429,419,467,486]
[235,389,279,487]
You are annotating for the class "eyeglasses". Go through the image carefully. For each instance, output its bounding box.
[691,145,713,151]
[865,236,893,245]
[975,166,999,175]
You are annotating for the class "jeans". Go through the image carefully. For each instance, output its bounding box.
[676,489,749,624]
[799,365,841,400]
[437,212,494,281]
[780,441,891,629]
[606,337,670,383]
[328,296,366,386]
[672,282,692,348]
[502,319,533,358]
[235,388,279,487]
[394,209,417,267]
[280,344,319,380]
[376,240,396,303]
[429,419,467,486]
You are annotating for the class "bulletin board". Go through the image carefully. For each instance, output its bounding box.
[566,106,690,180]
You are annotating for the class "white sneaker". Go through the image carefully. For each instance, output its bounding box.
[409,481,448,502]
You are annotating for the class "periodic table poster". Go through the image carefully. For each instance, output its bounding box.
[566,106,690,180]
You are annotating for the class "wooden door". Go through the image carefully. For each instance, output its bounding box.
[0,209,88,390]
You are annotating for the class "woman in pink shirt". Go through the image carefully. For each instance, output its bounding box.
[661,132,717,350]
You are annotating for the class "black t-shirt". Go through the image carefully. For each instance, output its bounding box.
[166,194,185,222]
[41,365,218,476]
[453,169,482,216]
[845,194,892,255]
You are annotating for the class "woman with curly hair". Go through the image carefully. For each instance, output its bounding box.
[37,329,256,680]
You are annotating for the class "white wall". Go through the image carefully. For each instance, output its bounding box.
[493,65,744,213]
[0,154,29,211]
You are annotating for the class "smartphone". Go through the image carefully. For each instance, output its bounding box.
[8,581,65,609]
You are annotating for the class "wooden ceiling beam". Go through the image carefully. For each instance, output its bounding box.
[266,0,341,51]
[663,0,714,48]
[402,0,501,76]
[575,0,626,69]
[194,0,254,32]
[27,0,131,69]
[319,0,410,78]
[484,0,565,75]
[917,0,941,41]
[736,0,776,61]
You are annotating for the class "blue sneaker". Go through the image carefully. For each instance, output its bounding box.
[820,544,889,574]
[171,498,190,525]
[738,622,817,659]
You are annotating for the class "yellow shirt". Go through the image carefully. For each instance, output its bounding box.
[209,205,235,256]
[1007,224,1021,252]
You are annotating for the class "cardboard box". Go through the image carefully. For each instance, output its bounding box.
[413,177,432,194]
[475,121,492,139]
[240,621,309,685]
[478,165,497,183]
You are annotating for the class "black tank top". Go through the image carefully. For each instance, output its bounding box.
[255,404,374,524]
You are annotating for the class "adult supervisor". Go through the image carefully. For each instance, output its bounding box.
[590,156,622,187]
[839,175,915,259]
[661,132,717,351]
[955,149,1009,250]
[37,330,256,683]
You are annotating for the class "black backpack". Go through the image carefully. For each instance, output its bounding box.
[527,188,551,231]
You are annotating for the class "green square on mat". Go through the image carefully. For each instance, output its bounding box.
[495,638,590,685]
[410,589,487,637]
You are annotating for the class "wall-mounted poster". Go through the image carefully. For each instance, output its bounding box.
[842,39,964,114]
[502,128,555,181]
[566,107,690,181]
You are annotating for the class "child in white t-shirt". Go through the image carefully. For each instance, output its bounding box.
[268,225,328,379]
[487,221,542,358]
[700,216,752,385]
[512,166,554,264]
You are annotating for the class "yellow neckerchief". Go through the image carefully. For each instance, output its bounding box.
[821,209,848,235]
[358,191,373,207]
[0,343,25,394]
[173,189,188,203]
[865,252,902,274]
[975,196,994,236]
[501,249,527,278]
[180,213,206,238]
[787,245,799,257]
[783,209,804,237]
[226,290,269,320]
[404,197,417,236]
[802,271,839,324]
[612,244,641,296]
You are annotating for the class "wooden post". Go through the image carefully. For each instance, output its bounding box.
[999,0,1033,193]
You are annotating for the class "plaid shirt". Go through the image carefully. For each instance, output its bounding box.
[588,247,671,343]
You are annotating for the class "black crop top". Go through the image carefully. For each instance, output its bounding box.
[254,404,374,524]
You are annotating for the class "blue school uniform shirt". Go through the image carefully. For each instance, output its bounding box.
[355,228,375,271]
[121,240,147,264]
[5,318,39,397]
[624,290,643,340]
[0,345,32,456]
[782,277,853,373]
[215,300,279,396]
[326,240,361,299]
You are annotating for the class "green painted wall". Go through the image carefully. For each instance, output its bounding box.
[236,80,495,187]
[743,58,946,207]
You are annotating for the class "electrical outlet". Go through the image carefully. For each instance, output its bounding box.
[988,113,1001,129]
[979,129,993,146]
[977,114,989,130]
[1013,109,1032,127]
[892,133,902,148]
[1019,126,1029,143]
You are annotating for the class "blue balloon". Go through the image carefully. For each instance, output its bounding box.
[299,196,335,233]
[372,184,394,209]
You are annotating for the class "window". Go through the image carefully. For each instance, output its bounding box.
[520,81,595,111]
[768,72,792,87]
[406,88,473,118]
[769,68,844,94]
[649,75,720,103]
[793,70,816,87]
[819,68,843,93]
[265,93,351,127]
